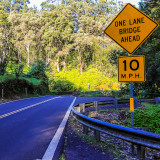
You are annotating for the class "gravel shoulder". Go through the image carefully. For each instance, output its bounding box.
[63,118,113,160]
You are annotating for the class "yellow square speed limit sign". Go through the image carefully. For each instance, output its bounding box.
[118,55,146,82]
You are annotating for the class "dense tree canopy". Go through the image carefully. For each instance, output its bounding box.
[0,0,159,93]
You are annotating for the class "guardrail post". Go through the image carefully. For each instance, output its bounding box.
[94,130,100,141]
[25,88,27,96]
[113,99,118,110]
[80,103,85,113]
[1,89,4,99]
[75,106,81,112]
[134,98,138,108]
[70,110,73,116]
[94,101,98,112]
[137,144,145,160]
[83,125,88,135]
[155,97,160,104]
[131,143,135,155]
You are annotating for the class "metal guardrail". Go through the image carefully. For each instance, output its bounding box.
[71,98,160,160]
[83,98,158,108]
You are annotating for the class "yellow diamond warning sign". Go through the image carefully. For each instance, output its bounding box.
[104,3,159,54]
[118,56,145,82]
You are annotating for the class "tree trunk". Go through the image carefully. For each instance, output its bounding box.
[2,41,7,62]
[79,50,83,74]
[26,44,30,66]
[2,50,6,62]
[46,52,48,64]
[49,52,51,63]
[18,47,21,62]
[57,57,60,72]
[64,56,67,69]
[47,52,51,64]
[80,60,84,74]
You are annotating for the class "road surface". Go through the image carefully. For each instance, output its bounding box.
[0,95,75,160]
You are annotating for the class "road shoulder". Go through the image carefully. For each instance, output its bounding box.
[63,116,113,160]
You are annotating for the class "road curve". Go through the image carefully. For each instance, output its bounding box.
[0,95,75,160]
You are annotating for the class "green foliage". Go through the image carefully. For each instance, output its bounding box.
[0,58,8,75]
[98,105,160,134]
[2,0,30,12]
[0,76,49,98]
[6,61,24,78]
[52,80,76,92]
[27,60,48,80]
[21,77,42,85]
[114,91,131,99]
[133,0,160,92]
[79,91,105,97]
[0,0,159,95]
[0,0,125,95]
[0,75,16,82]
[59,154,66,160]
[81,134,98,144]
[22,65,30,74]
[49,68,120,92]
[134,105,160,133]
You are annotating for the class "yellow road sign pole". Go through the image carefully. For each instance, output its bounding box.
[130,98,134,112]
[130,83,134,128]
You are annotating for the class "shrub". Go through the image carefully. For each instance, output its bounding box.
[49,68,120,92]
[134,105,160,133]
[0,77,49,98]
[27,60,48,80]
[6,61,24,78]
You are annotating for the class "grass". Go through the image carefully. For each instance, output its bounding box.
[0,75,16,82]
[141,102,156,107]
[20,77,42,85]
[78,90,132,98]
[81,133,98,144]
[99,109,118,114]
[20,94,42,99]
[69,117,128,160]
[0,75,42,85]
[59,154,66,160]
[99,103,160,133]
[0,75,51,100]
[134,103,160,133]
[79,91,106,97]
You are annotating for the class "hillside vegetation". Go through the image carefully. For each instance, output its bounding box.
[0,0,159,97]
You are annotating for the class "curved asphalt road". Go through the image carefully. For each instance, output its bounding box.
[0,95,75,160]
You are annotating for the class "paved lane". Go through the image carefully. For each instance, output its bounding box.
[0,95,75,160]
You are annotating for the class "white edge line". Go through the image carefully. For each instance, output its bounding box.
[42,97,76,160]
